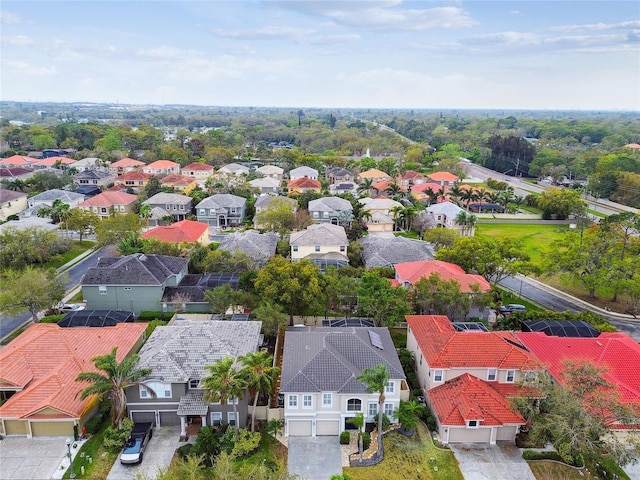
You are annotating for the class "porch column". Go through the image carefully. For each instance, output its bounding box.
[180,416,187,437]
[201,415,207,427]
[312,420,316,437]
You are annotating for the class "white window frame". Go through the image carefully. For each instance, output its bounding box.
[211,412,222,426]
[385,381,395,394]
[189,379,200,389]
[288,395,298,409]
[506,370,516,383]
[98,285,107,295]
[315,245,321,252]
[487,369,497,382]
[228,412,236,426]
[346,398,362,412]
[368,402,378,416]
[383,403,394,416]
[433,369,443,383]
[467,420,479,428]
[322,393,332,407]
[139,381,172,399]
[302,395,312,409]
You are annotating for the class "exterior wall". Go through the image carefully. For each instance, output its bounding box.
[149,201,193,221]
[0,195,28,221]
[366,221,393,233]
[196,206,245,227]
[291,244,347,261]
[30,420,74,437]
[83,285,164,313]
[79,203,136,220]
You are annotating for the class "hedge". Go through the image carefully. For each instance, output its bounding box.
[137,311,174,322]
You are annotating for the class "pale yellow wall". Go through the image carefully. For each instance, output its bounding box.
[0,195,28,221]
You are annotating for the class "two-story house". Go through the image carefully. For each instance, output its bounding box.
[33,157,77,170]
[143,160,181,177]
[256,165,284,180]
[126,320,262,435]
[142,220,210,246]
[393,260,490,292]
[254,195,297,229]
[219,163,249,176]
[0,155,39,169]
[357,168,390,184]
[249,176,281,195]
[279,326,408,437]
[287,177,321,195]
[195,194,247,228]
[425,202,472,236]
[77,191,138,219]
[308,197,353,225]
[181,162,215,184]
[81,253,189,313]
[289,166,318,181]
[73,169,114,189]
[108,158,145,177]
[290,223,349,269]
[425,171,459,187]
[114,171,153,192]
[20,189,85,219]
[143,192,193,224]
[0,189,28,221]
[326,167,354,184]
[406,315,542,444]
[160,174,197,194]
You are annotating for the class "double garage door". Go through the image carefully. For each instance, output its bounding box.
[288,419,340,437]
[131,411,181,427]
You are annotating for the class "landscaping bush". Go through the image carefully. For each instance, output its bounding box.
[420,405,438,432]
[102,418,133,451]
[340,431,351,444]
[374,413,391,431]
[137,311,173,322]
[145,319,167,337]
[362,432,371,450]
[84,414,103,436]
[219,428,261,458]
[40,314,65,323]
[190,426,225,465]
[176,443,193,460]
[522,450,564,462]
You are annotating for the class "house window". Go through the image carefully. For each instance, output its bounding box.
[227,397,239,405]
[140,382,171,399]
[209,209,216,215]
[467,420,479,428]
[288,395,298,408]
[228,412,236,426]
[180,205,185,210]
[487,369,497,381]
[315,246,320,252]
[340,246,346,252]
[368,403,378,416]
[166,205,171,210]
[292,245,298,252]
[119,205,125,212]
[385,381,395,394]
[199,209,206,215]
[433,370,443,382]
[322,393,332,407]
[419,355,422,365]
[303,395,312,408]
[524,371,538,382]
[98,285,107,295]
[123,287,132,291]
[100,207,107,214]
[347,398,362,412]
[312,212,319,218]
[383,403,394,416]
[189,379,200,389]
[506,370,516,383]
[211,412,222,426]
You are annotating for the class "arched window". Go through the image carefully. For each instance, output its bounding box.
[347,398,362,412]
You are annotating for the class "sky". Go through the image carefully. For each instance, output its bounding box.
[1,1,639,110]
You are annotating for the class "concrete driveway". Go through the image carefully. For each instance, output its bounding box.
[0,436,68,480]
[107,426,182,480]
[450,443,536,480]
[288,436,343,480]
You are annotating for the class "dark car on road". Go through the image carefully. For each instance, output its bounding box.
[120,422,153,465]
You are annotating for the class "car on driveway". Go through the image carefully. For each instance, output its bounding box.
[120,422,153,465]
[59,303,85,312]
[499,304,527,315]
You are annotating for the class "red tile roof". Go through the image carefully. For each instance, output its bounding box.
[145,159,180,169]
[429,373,525,426]
[516,332,640,406]
[182,162,214,171]
[406,315,542,370]
[35,156,76,166]
[411,182,444,194]
[427,171,459,182]
[142,220,208,243]
[372,180,407,192]
[117,171,152,181]
[110,157,145,168]
[0,323,146,420]
[625,143,640,149]
[0,155,39,166]
[394,260,491,292]
[78,191,138,207]
[288,177,321,189]
[160,174,195,186]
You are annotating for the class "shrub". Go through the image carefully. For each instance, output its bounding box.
[137,311,173,322]
[362,431,371,450]
[103,418,133,451]
[190,426,225,465]
[522,450,564,461]
[41,314,66,323]
[145,319,167,337]
[219,428,261,458]
[340,431,351,444]
[99,398,112,415]
[84,414,103,435]
[373,413,391,431]
[176,443,193,460]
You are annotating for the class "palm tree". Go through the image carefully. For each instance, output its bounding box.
[423,187,438,206]
[403,205,417,231]
[201,357,247,432]
[5,179,27,192]
[456,211,477,236]
[348,412,365,461]
[389,205,404,231]
[393,400,425,435]
[385,182,404,201]
[239,351,280,432]
[357,364,390,453]
[76,347,153,429]
[461,188,479,211]
[477,188,490,203]
[357,178,373,197]
[448,183,464,206]
[512,195,525,212]
[138,203,152,229]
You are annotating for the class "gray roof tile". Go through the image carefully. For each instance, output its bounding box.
[81,253,188,286]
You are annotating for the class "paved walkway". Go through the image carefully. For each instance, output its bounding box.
[0,437,71,480]
[451,443,536,480]
[287,436,343,480]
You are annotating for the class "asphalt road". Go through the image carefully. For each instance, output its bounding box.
[0,246,110,340]
[500,275,640,341]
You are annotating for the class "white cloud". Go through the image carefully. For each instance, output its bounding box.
[510,10,521,15]
[212,26,316,41]
[4,60,56,76]
[2,35,36,47]
[0,10,22,24]
[550,20,640,32]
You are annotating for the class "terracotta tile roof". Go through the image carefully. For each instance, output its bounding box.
[78,191,138,207]
[399,170,425,180]
[110,157,145,168]
[516,332,640,405]
[145,160,180,169]
[117,171,152,181]
[160,174,195,186]
[34,156,76,166]
[429,373,525,427]
[372,180,407,192]
[359,168,390,179]
[0,155,39,166]
[288,177,321,189]
[142,220,208,243]
[394,260,491,292]
[411,182,444,193]
[427,171,459,182]
[182,162,214,171]
[0,323,146,420]
[406,315,541,370]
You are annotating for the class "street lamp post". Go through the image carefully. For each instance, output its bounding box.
[66,438,76,479]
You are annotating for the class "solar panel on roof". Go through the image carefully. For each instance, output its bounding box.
[321,318,375,328]
[452,322,489,332]
[369,330,384,349]
[231,313,249,321]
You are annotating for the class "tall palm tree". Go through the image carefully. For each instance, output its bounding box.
[389,205,404,231]
[239,351,280,432]
[5,179,27,192]
[357,364,389,453]
[423,187,438,206]
[138,203,152,229]
[357,178,374,197]
[403,205,417,231]
[448,183,464,206]
[76,347,153,429]
[461,188,479,211]
[201,357,247,432]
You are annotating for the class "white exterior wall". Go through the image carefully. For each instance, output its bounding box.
[291,244,347,262]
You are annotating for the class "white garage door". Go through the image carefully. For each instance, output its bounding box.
[448,427,491,443]
[288,420,312,437]
[316,420,339,436]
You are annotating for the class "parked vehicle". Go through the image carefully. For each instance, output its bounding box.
[120,422,153,465]
[59,303,85,312]
[499,304,527,315]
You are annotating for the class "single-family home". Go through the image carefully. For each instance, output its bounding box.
[20,189,85,219]
[288,177,322,195]
[256,164,284,180]
[142,220,210,246]
[0,168,34,188]
[364,212,395,235]
[393,260,491,292]
[249,176,281,195]
[217,230,279,265]
[81,253,189,313]
[397,170,426,188]
[406,314,543,444]
[0,189,28,221]
[426,171,459,187]
[0,155,39,169]
[329,181,359,196]
[359,236,435,268]
[289,166,319,181]
[357,168,390,184]
[126,320,261,434]
[308,197,353,225]
[143,192,193,224]
[33,156,77,170]
[143,160,181,177]
[254,195,297,228]
[195,194,247,228]
[219,163,250,176]
[410,183,444,203]
[73,169,114,188]
[290,223,349,269]
[160,174,197,194]
[359,197,403,217]
[71,157,108,172]
[77,191,138,219]
[114,171,153,191]
[279,326,408,437]
[181,162,215,183]
[0,323,146,437]
[326,167,354,184]
[108,158,145,176]
[425,201,472,236]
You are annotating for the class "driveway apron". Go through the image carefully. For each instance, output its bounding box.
[0,437,68,480]
[451,443,537,480]
[288,436,343,480]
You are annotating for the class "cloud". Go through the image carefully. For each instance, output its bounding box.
[212,25,316,41]
[510,10,520,15]
[3,60,56,76]
[2,35,36,47]
[550,20,640,32]
[0,10,22,24]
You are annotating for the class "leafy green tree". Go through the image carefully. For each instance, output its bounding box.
[254,257,323,325]
[116,231,145,255]
[412,272,489,321]
[76,347,153,429]
[0,267,66,322]
[28,170,67,193]
[358,364,390,453]
[95,213,143,247]
[252,301,288,338]
[422,227,457,249]
[201,358,247,432]
[536,188,586,220]
[393,400,425,434]
[254,197,296,235]
[66,209,99,242]
[203,249,256,274]
[204,284,238,314]
[0,227,71,270]
[144,175,162,198]
[239,351,280,432]
[357,271,410,327]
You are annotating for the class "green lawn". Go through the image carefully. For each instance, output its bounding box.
[47,241,94,270]
[344,422,463,480]
[64,421,118,479]
[389,327,407,348]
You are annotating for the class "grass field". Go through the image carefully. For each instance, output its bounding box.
[47,241,94,270]
[344,422,463,480]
